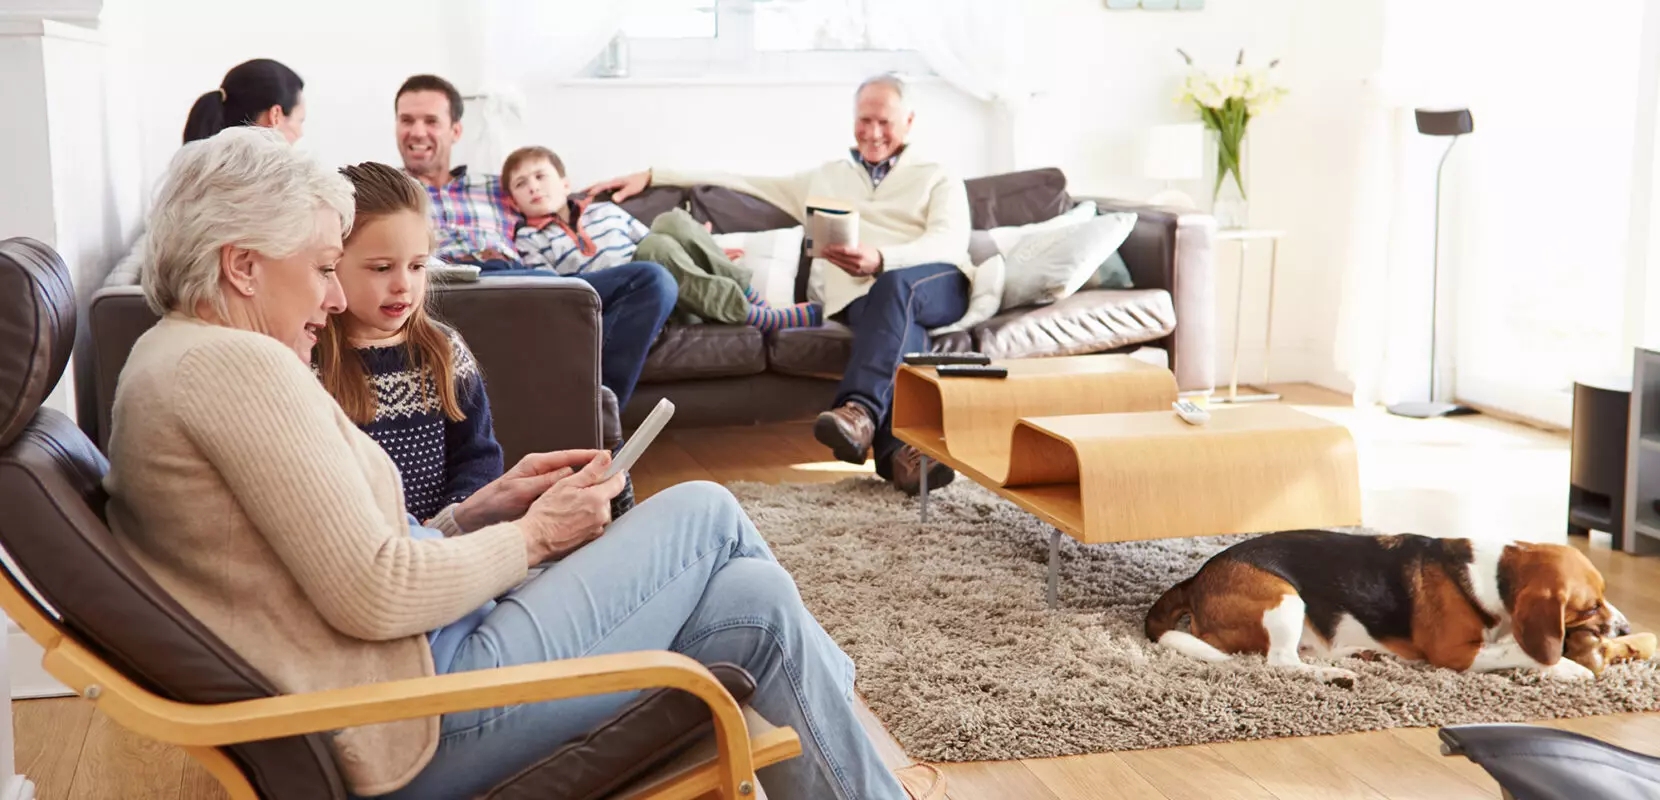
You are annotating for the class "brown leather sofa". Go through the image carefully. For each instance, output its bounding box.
[84,167,1214,458]
[609,167,1217,427]
[2,237,798,799]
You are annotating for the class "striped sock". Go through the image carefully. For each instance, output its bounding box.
[743,285,767,307]
[744,302,824,333]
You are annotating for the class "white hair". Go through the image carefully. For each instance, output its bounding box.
[142,126,355,316]
[856,73,909,109]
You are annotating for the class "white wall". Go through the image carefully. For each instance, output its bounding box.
[1018,0,1386,393]
[107,0,453,208]
[55,0,1395,394]
[472,78,994,190]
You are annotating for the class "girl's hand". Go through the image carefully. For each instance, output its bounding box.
[454,450,607,532]
[521,453,630,563]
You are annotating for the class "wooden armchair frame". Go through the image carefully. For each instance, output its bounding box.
[0,575,800,799]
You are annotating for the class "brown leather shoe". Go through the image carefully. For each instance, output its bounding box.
[888,444,955,496]
[814,402,875,464]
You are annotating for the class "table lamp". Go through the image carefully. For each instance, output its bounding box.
[1387,107,1478,419]
[1143,122,1203,208]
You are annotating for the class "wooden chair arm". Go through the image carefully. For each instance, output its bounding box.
[45,637,758,798]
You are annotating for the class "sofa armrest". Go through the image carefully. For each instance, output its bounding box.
[430,276,605,464]
[1070,197,1217,394]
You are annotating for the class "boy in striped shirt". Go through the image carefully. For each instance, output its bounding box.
[504,146,821,332]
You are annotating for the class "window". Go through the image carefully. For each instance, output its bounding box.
[598,0,929,80]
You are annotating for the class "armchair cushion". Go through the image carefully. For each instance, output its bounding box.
[483,663,757,800]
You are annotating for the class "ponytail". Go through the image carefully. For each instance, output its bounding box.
[181,90,228,144]
[181,59,303,144]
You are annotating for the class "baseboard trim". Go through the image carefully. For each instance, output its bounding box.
[9,623,68,699]
[0,774,35,800]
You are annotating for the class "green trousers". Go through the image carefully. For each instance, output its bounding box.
[632,208,754,325]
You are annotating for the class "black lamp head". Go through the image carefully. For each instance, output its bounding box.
[1415,108,1474,136]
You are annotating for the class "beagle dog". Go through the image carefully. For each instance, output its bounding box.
[1144,530,1629,683]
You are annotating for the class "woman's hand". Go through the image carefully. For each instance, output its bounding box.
[583,170,652,203]
[520,453,630,564]
[453,450,607,532]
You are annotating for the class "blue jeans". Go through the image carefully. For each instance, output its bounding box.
[377,482,906,800]
[835,263,970,465]
[479,262,676,409]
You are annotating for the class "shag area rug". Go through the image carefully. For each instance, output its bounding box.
[728,479,1660,762]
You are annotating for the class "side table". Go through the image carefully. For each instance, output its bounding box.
[1215,228,1285,403]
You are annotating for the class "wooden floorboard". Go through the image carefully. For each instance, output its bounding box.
[15,382,1660,799]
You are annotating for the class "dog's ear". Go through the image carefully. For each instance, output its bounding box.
[1514,589,1566,666]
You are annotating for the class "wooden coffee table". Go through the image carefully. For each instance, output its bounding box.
[892,356,1362,607]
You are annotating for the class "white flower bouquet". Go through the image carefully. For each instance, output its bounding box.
[1175,48,1288,205]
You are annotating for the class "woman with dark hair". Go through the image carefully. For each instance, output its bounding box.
[182,58,306,144]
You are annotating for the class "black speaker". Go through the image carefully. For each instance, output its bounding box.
[1415,108,1474,137]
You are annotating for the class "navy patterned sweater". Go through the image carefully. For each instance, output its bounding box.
[355,328,503,522]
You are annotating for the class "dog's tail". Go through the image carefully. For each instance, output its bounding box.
[1144,577,1194,642]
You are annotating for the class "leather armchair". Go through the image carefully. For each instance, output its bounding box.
[82,274,607,467]
[1439,723,1660,800]
[2,238,798,799]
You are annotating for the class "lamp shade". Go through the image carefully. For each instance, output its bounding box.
[1142,122,1204,181]
[1415,108,1473,137]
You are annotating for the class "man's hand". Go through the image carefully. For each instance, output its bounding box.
[823,244,884,278]
[520,453,630,563]
[583,170,652,203]
[453,450,607,532]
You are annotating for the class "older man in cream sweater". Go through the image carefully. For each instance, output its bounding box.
[590,74,971,494]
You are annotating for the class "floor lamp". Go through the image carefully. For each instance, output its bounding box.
[1388,107,1479,419]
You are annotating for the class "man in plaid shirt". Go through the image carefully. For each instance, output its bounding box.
[393,75,675,409]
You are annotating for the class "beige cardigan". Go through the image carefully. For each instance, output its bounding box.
[654,147,972,317]
[104,315,529,795]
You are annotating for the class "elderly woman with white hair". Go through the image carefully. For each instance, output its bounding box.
[103,127,939,800]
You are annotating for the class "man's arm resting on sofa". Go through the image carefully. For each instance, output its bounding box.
[650,166,814,224]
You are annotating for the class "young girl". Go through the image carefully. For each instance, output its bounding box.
[316,161,504,522]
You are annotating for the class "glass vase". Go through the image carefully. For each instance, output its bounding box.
[1211,131,1249,230]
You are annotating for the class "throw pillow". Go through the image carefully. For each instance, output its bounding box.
[711,227,804,308]
[929,254,1007,336]
[1000,212,1139,310]
[1081,251,1135,290]
[985,201,1097,259]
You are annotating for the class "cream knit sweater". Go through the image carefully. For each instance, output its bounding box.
[104,315,529,796]
[654,148,972,316]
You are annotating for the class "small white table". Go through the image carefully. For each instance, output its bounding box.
[1215,228,1285,403]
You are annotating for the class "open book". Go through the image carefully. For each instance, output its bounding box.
[805,197,860,258]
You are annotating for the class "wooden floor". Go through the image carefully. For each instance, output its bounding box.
[16,383,1660,799]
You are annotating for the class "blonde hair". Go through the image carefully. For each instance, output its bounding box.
[315,162,465,425]
[142,126,353,316]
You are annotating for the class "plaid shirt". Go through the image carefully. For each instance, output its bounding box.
[851,146,906,187]
[420,166,519,265]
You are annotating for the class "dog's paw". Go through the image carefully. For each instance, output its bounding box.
[1313,666,1358,687]
[1543,659,1597,681]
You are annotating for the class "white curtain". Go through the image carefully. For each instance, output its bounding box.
[878,0,1031,173]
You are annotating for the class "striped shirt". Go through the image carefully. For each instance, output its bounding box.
[514,197,651,276]
[421,166,520,265]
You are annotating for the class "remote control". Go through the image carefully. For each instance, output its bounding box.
[903,352,992,366]
[1173,399,1210,426]
[937,364,1009,379]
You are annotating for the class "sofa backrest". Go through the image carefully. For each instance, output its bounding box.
[613,167,1076,305]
